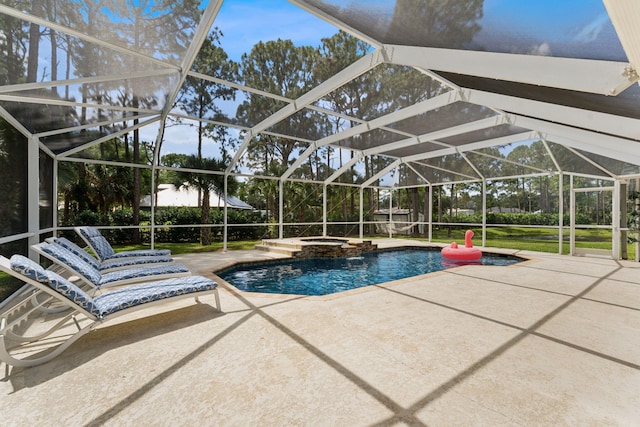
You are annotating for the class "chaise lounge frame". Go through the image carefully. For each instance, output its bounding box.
[0,255,220,368]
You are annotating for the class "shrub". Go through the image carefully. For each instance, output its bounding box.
[69,207,270,244]
[443,212,591,227]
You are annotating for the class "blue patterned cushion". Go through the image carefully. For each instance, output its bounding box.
[94,276,217,317]
[87,236,115,261]
[79,226,170,261]
[43,270,101,317]
[10,255,49,283]
[109,248,172,259]
[97,255,174,271]
[55,237,172,271]
[78,226,101,239]
[98,263,189,286]
[78,227,115,261]
[41,243,102,286]
[54,237,100,269]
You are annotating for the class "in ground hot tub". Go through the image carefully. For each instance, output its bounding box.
[257,236,377,258]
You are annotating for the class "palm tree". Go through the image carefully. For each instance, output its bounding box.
[171,155,238,245]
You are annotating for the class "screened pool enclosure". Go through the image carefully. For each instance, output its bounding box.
[0,0,639,262]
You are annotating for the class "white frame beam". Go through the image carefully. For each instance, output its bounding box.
[0,69,179,95]
[27,136,40,258]
[227,49,386,173]
[466,89,640,142]
[0,5,180,71]
[515,116,640,166]
[363,114,509,156]
[603,0,640,67]
[57,116,162,158]
[362,160,401,188]
[400,131,537,163]
[385,45,636,95]
[281,90,461,181]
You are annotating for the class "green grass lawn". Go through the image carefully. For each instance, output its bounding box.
[424,226,637,258]
[112,239,261,255]
[111,229,629,256]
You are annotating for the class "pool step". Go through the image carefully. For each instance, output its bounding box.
[255,239,305,257]
[254,244,301,257]
[256,238,378,258]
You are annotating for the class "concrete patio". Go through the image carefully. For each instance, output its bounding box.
[1,240,639,425]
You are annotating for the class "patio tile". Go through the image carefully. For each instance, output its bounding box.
[1,246,638,425]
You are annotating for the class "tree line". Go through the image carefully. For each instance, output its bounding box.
[0,0,622,246]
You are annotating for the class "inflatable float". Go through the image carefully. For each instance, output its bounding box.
[441,229,482,261]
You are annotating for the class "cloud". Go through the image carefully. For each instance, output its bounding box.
[529,42,552,56]
[572,12,609,43]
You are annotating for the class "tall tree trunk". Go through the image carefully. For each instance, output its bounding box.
[201,190,212,245]
[437,186,442,223]
[4,16,19,84]
[339,150,346,220]
[50,28,57,93]
[349,151,355,222]
[539,176,544,212]
[423,188,430,237]
[411,187,419,237]
[197,110,204,207]
[365,157,373,235]
[449,184,455,228]
[341,186,347,221]
[77,163,87,211]
[65,35,71,99]
[64,192,71,221]
[198,99,204,159]
[27,0,44,83]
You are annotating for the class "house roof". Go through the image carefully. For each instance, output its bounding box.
[140,184,253,210]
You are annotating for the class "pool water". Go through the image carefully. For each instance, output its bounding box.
[217,248,523,296]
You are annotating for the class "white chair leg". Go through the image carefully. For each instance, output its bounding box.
[0,323,94,368]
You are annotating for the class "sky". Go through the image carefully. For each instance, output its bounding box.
[153,0,342,161]
[214,0,340,62]
[7,0,625,192]
[152,0,625,182]
[26,0,622,182]
[479,0,624,60]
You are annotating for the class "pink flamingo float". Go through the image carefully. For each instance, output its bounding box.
[441,229,482,261]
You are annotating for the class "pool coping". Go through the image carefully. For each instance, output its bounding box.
[210,243,536,301]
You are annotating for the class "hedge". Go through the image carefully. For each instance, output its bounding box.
[440,212,593,226]
[59,209,601,244]
[60,207,271,244]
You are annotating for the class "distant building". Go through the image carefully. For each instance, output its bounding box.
[141,183,253,210]
[487,207,525,213]
[450,208,475,216]
[373,208,424,235]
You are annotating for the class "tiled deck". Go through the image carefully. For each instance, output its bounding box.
[1,239,639,425]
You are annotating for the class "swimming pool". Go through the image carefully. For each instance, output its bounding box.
[217,248,524,296]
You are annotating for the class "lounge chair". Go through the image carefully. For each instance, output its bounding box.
[51,236,174,272]
[32,242,190,292]
[0,255,220,367]
[76,226,171,262]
